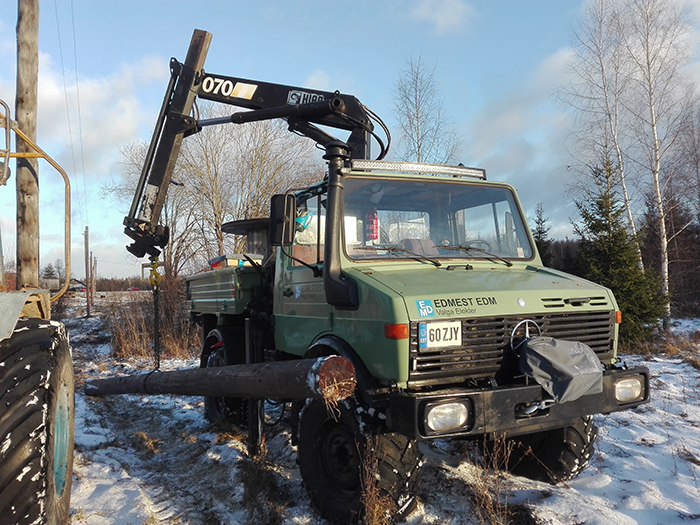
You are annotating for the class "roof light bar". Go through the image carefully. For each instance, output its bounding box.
[349,159,487,180]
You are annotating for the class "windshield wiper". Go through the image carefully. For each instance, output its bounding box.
[439,245,513,267]
[353,246,442,267]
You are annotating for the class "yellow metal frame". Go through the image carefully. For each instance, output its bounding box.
[1,99,72,302]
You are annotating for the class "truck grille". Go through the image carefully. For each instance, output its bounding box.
[408,311,615,387]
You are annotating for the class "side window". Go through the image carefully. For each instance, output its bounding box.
[292,194,325,266]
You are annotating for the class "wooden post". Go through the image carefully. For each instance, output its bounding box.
[84,226,90,316]
[84,356,357,402]
[15,0,40,289]
[91,255,96,305]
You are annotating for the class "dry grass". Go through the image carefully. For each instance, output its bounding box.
[104,277,199,361]
[213,429,248,445]
[238,457,291,525]
[361,436,397,525]
[133,431,162,456]
[50,293,71,320]
[677,445,700,467]
[465,436,519,525]
[627,329,700,370]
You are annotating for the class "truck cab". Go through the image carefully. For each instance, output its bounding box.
[269,160,641,440]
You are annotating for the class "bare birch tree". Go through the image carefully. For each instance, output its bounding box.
[177,104,240,260]
[563,0,697,325]
[617,0,696,325]
[392,54,461,164]
[563,0,643,267]
[228,118,324,252]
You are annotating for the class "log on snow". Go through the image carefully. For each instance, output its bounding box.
[85,356,356,403]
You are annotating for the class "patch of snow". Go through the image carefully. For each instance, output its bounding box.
[1,434,11,455]
[63,297,700,524]
[16,465,32,482]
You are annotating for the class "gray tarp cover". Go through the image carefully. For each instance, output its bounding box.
[519,336,603,403]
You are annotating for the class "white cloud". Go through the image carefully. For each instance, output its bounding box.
[530,47,576,94]
[0,51,170,279]
[688,0,700,20]
[303,69,361,97]
[459,47,579,236]
[304,69,332,91]
[37,53,168,178]
[689,62,700,88]
[411,0,475,35]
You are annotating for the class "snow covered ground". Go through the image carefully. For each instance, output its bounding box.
[63,296,700,525]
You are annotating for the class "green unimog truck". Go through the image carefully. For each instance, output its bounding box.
[122,30,650,524]
[185,157,649,522]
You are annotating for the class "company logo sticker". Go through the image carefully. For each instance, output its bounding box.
[287,90,324,105]
[416,300,435,317]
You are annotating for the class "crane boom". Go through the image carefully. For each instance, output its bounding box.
[124,29,381,260]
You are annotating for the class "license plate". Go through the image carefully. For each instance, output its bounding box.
[419,321,462,350]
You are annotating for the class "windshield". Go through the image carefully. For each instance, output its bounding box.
[342,176,533,262]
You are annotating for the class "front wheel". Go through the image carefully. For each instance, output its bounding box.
[497,416,597,483]
[297,398,423,524]
[0,318,75,524]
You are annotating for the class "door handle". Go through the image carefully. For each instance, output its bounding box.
[283,288,294,297]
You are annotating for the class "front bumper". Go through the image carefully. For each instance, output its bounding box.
[386,366,650,440]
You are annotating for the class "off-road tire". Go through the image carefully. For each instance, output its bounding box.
[0,318,75,524]
[501,416,597,483]
[202,329,247,425]
[297,398,423,524]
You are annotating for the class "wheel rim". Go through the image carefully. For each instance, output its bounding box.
[318,420,361,497]
[207,348,228,414]
[53,381,71,497]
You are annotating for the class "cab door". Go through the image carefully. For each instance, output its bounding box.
[274,193,332,356]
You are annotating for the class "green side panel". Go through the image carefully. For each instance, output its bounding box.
[337,270,411,383]
[186,266,261,315]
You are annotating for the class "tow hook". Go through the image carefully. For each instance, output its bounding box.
[515,399,556,417]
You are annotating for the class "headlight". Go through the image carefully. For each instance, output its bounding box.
[425,402,470,432]
[615,376,644,403]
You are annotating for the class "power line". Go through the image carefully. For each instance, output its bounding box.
[52,1,79,220]
[70,0,89,226]
[52,0,89,228]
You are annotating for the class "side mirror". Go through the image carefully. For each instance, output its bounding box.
[269,194,296,247]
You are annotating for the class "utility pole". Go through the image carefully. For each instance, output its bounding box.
[90,252,96,306]
[84,226,90,316]
[15,0,40,289]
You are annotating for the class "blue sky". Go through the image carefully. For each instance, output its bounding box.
[1,0,699,279]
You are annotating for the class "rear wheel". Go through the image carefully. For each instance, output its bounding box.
[0,318,75,524]
[499,416,597,483]
[297,398,423,523]
[202,328,247,425]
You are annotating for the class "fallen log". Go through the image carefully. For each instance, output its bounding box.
[85,356,356,403]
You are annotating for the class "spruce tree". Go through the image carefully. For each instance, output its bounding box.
[41,263,56,279]
[532,202,554,267]
[574,162,666,342]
